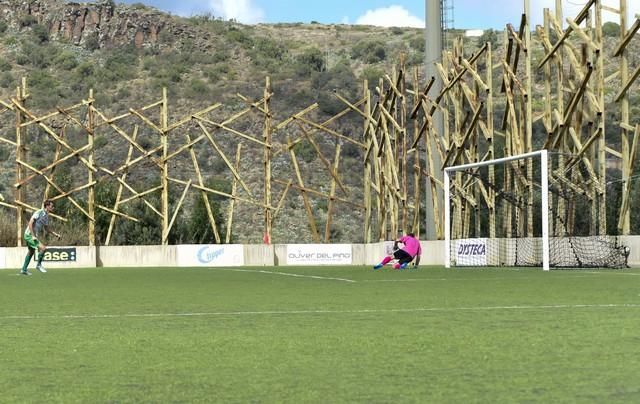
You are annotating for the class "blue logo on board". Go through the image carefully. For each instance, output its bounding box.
[197,246,224,264]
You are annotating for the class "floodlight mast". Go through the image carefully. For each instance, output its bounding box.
[424,0,448,241]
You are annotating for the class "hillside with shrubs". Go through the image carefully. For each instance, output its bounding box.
[0,0,638,245]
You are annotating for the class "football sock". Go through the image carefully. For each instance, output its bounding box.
[37,251,45,266]
[381,256,392,265]
[22,254,32,272]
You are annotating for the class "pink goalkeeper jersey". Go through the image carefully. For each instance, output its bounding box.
[399,235,422,257]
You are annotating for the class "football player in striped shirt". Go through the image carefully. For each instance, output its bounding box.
[20,199,60,275]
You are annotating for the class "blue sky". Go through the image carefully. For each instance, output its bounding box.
[119,1,639,29]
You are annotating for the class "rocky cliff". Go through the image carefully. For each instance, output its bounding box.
[0,0,211,49]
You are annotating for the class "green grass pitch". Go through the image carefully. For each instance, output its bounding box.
[1,265,640,402]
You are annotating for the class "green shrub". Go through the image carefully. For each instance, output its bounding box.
[0,58,11,71]
[351,40,386,63]
[28,70,61,108]
[409,35,425,52]
[116,87,131,99]
[84,32,100,51]
[602,22,620,37]
[158,29,174,44]
[31,24,49,43]
[0,20,7,34]
[15,53,29,65]
[249,37,287,70]
[185,78,209,99]
[142,56,158,71]
[0,71,14,88]
[93,135,108,149]
[204,63,230,82]
[130,2,148,10]
[210,48,231,63]
[476,29,499,48]
[360,66,385,90]
[53,51,78,70]
[4,36,18,46]
[19,15,38,27]
[101,46,139,81]
[293,139,316,163]
[186,181,228,244]
[406,51,424,67]
[20,41,55,68]
[76,61,95,77]
[295,47,325,76]
[225,27,253,48]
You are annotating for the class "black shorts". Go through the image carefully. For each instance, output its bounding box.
[393,249,413,264]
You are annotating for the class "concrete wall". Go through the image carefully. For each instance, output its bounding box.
[98,245,176,267]
[1,237,638,269]
[243,244,274,266]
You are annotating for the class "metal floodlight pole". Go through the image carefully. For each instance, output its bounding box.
[425,0,445,241]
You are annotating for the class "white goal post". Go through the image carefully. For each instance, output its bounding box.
[444,150,550,271]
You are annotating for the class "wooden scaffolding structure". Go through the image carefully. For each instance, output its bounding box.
[1,0,639,246]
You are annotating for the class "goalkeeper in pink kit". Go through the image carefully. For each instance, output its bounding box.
[374,233,422,270]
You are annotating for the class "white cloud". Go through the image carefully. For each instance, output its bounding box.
[209,0,264,24]
[355,5,424,28]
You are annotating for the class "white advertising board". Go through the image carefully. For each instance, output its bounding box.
[383,241,396,255]
[0,248,5,269]
[455,238,487,266]
[177,245,244,267]
[286,244,352,265]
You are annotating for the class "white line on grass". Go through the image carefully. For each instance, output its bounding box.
[218,268,356,283]
[362,275,609,282]
[2,303,639,321]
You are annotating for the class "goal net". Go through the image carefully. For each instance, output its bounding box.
[444,150,629,270]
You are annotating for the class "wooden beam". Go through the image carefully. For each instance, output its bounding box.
[538,0,596,68]
[196,121,255,199]
[613,18,640,56]
[163,180,191,243]
[615,63,640,102]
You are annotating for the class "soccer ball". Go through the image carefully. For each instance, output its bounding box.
[623,246,631,258]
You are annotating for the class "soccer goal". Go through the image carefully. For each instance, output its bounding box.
[444,150,629,270]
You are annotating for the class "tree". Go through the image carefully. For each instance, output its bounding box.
[476,29,499,48]
[295,47,325,76]
[186,179,230,244]
[602,22,620,37]
[351,40,386,63]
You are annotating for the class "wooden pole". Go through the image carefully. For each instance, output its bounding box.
[287,137,320,242]
[324,144,341,242]
[363,81,372,243]
[226,144,242,244]
[619,0,631,234]
[263,77,273,243]
[399,61,408,234]
[595,0,607,235]
[161,88,169,244]
[411,68,422,236]
[187,132,221,244]
[487,42,496,239]
[106,126,138,245]
[15,80,25,246]
[88,89,96,246]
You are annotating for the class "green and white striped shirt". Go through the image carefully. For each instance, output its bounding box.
[24,209,49,238]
